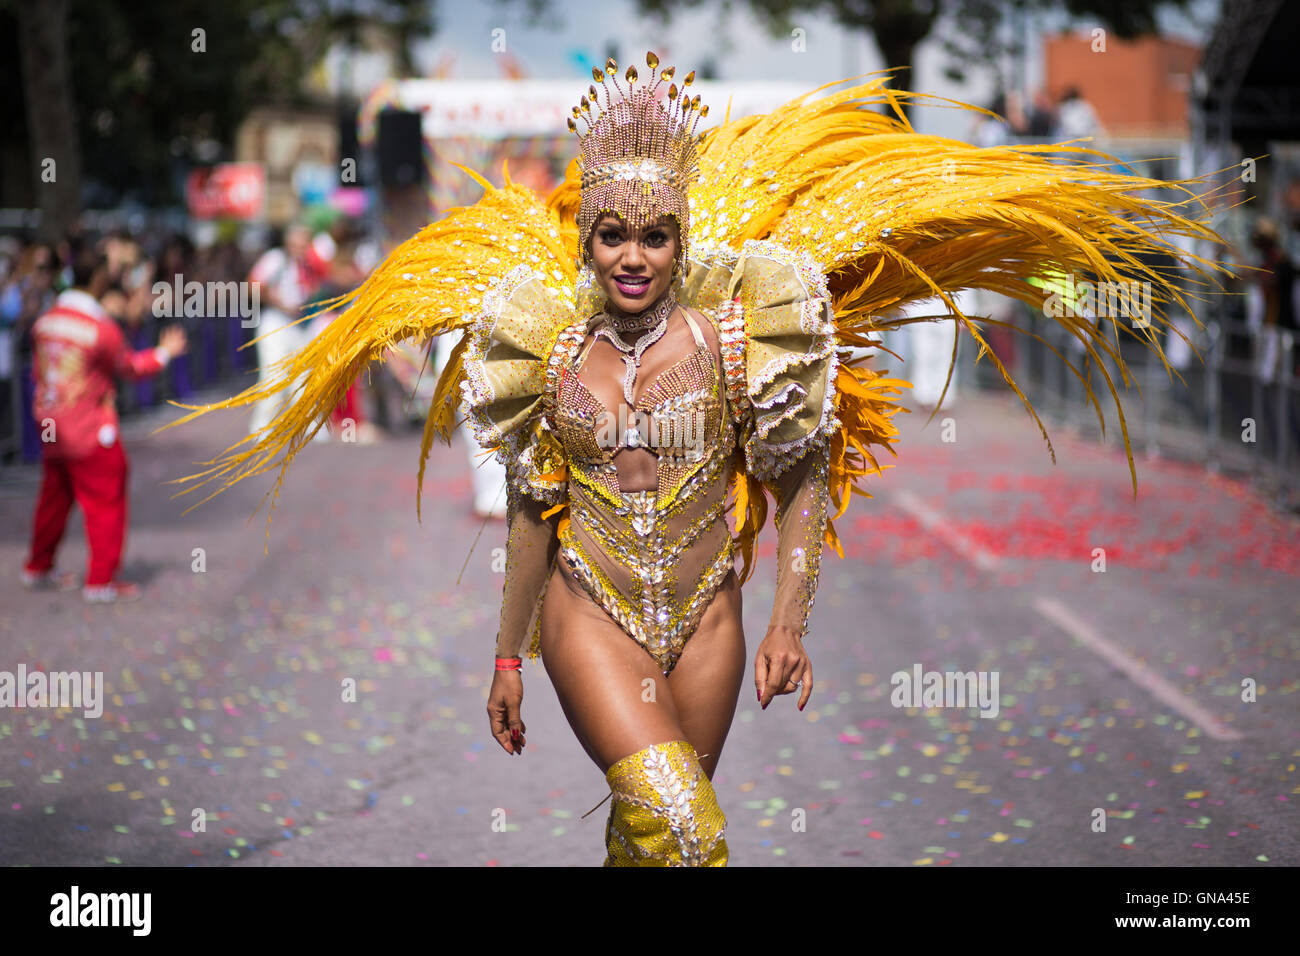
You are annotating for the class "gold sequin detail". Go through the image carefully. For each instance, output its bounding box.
[603,740,728,867]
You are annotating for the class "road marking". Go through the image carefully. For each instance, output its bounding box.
[892,488,1002,572]
[890,490,1244,742]
[1033,596,1244,741]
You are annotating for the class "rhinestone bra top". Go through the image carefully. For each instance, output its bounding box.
[548,306,737,673]
[552,307,727,501]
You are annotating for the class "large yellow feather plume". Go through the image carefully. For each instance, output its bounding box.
[691,75,1232,496]
[161,72,1232,554]
[158,169,574,530]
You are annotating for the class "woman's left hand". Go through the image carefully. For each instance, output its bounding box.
[755,625,813,712]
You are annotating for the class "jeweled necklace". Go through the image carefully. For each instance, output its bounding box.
[596,291,678,406]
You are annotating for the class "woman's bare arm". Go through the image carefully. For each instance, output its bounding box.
[756,443,831,710]
[494,484,561,659]
[487,481,561,755]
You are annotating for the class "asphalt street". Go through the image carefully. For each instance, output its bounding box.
[1,382,1296,867]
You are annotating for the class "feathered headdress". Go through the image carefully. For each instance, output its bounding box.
[570,51,708,271]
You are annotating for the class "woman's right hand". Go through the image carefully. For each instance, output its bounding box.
[487,669,526,755]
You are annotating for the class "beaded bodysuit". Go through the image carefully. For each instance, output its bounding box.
[163,63,1227,870]
[497,300,832,675]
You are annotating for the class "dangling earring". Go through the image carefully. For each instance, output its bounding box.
[576,263,603,319]
[670,256,686,293]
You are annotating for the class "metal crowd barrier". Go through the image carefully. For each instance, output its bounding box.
[992,303,1299,509]
[0,311,259,469]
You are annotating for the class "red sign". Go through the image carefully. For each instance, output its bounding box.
[186,163,266,220]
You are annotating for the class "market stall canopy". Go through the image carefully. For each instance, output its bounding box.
[362,79,818,141]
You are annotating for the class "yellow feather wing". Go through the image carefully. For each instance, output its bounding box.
[159,171,576,529]
[692,74,1233,494]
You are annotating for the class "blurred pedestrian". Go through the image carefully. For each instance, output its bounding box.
[1247,218,1297,384]
[887,290,976,411]
[2,241,61,462]
[1284,180,1300,266]
[433,328,507,518]
[972,93,1014,148]
[20,241,187,601]
[1025,89,1057,138]
[246,223,321,436]
[195,236,253,379]
[1054,86,1105,140]
[153,234,213,385]
[304,222,380,444]
[1,241,59,330]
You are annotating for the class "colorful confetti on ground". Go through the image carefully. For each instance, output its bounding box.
[0,389,1294,865]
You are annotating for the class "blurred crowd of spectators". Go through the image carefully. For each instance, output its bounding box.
[971,86,1106,148]
[0,228,255,464]
[0,219,428,466]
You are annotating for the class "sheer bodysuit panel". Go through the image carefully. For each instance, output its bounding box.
[492,306,831,676]
[552,308,733,674]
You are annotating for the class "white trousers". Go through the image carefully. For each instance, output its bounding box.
[890,291,973,409]
[248,308,318,436]
[434,329,507,515]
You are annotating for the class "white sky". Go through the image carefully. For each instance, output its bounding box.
[335,0,1221,139]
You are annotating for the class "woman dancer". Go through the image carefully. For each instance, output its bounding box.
[167,54,1227,866]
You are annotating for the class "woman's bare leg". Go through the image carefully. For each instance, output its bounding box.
[539,561,686,772]
[539,563,746,779]
[664,571,746,779]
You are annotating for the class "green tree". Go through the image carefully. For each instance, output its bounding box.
[1,0,435,237]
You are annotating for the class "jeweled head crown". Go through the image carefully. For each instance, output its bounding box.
[569,51,708,269]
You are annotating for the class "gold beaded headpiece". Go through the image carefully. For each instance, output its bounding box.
[568,51,708,271]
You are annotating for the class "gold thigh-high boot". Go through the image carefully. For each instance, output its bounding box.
[602,740,728,866]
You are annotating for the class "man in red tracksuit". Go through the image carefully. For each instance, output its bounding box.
[21,244,187,602]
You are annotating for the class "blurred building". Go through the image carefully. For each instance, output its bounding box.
[234,108,338,227]
[1046,33,1200,140]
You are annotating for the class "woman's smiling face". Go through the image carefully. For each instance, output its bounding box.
[588,213,680,314]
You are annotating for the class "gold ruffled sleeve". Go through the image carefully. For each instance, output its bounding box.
[731,240,838,639]
[460,265,579,507]
[731,239,840,483]
[460,265,584,658]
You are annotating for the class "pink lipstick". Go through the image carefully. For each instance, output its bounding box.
[614,275,650,297]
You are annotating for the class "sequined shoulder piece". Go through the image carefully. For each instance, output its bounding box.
[460,265,580,504]
[680,239,840,481]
